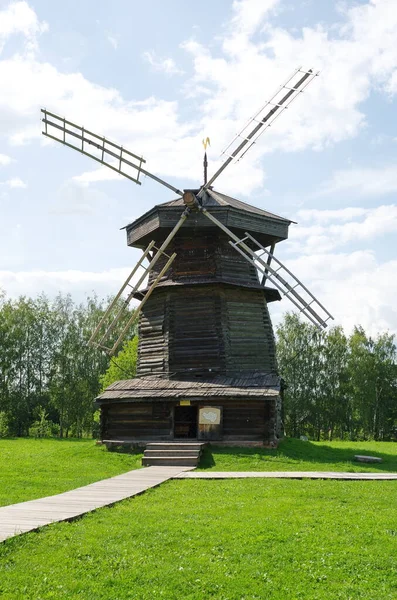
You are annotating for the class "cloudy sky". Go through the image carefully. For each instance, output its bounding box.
[1,0,397,336]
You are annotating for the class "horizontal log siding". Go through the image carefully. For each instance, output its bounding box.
[100,398,278,443]
[224,288,277,375]
[102,402,172,440]
[221,400,270,441]
[136,291,168,377]
[146,230,259,288]
[136,285,277,378]
[168,290,225,375]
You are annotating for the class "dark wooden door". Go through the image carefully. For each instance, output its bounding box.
[173,406,197,439]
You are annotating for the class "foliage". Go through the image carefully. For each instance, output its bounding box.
[277,314,397,440]
[29,407,61,439]
[0,283,396,443]
[0,438,142,506]
[100,336,138,391]
[0,411,10,438]
[1,478,396,599]
[0,292,136,438]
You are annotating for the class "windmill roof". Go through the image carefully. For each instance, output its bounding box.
[161,188,293,223]
[96,372,281,403]
[122,188,294,232]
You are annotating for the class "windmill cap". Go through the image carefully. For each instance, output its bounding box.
[123,188,294,249]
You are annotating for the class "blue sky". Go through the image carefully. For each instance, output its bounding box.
[1,0,397,335]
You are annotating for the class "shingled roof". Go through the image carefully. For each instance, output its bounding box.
[160,188,293,223]
[96,373,281,404]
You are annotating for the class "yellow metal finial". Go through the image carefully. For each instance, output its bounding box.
[202,137,210,150]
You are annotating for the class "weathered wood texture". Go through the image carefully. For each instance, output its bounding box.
[100,190,287,444]
[101,399,276,442]
[136,286,277,378]
[125,189,291,249]
[137,290,168,377]
[102,402,172,441]
[146,230,259,289]
[174,472,397,480]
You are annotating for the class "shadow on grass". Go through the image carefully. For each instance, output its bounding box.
[199,438,397,472]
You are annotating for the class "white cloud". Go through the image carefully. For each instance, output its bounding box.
[107,33,119,50]
[0,1,48,53]
[50,180,112,215]
[231,0,280,35]
[0,154,13,166]
[269,200,397,334]
[0,177,26,188]
[142,50,184,76]
[177,0,397,191]
[73,166,123,186]
[0,267,141,302]
[274,250,397,337]
[317,163,397,197]
[286,204,397,254]
[296,206,370,224]
[2,1,397,196]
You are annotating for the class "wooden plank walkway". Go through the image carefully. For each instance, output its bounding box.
[174,471,397,480]
[0,466,192,543]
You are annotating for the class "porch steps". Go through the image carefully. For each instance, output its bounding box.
[142,442,206,467]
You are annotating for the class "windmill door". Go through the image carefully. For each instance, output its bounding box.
[198,406,223,441]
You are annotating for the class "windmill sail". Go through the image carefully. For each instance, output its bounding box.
[90,210,188,355]
[199,67,318,194]
[41,109,183,195]
[200,207,333,329]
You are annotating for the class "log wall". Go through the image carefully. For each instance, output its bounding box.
[137,285,277,377]
[101,398,278,442]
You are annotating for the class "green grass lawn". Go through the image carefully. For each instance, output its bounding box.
[1,478,396,599]
[198,438,397,472]
[0,438,142,507]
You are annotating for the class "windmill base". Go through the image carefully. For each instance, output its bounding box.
[96,375,283,446]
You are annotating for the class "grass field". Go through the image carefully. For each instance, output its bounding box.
[199,438,397,472]
[1,477,396,599]
[0,438,142,506]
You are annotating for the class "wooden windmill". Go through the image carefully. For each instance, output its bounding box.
[41,67,333,449]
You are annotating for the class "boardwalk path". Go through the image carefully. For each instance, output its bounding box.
[2,468,396,543]
[175,471,397,480]
[0,466,191,543]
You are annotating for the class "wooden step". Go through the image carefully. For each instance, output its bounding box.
[144,450,200,458]
[142,441,206,467]
[142,456,199,467]
[146,443,204,451]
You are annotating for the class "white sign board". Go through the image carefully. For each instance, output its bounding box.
[199,407,221,425]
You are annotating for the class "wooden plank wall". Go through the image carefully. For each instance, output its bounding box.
[101,399,277,443]
[137,285,277,377]
[102,402,172,440]
[146,230,258,287]
[137,291,168,377]
[169,290,225,374]
[224,289,277,375]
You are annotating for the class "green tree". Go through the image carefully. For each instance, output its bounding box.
[100,337,138,391]
[348,327,396,439]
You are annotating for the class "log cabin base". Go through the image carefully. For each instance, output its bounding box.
[96,375,283,448]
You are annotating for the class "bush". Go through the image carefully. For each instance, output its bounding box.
[30,407,58,439]
[0,411,10,438]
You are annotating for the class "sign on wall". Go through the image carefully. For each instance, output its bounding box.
[199,407,221,425]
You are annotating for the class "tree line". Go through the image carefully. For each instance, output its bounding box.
[0,292,396,440]
[0,292,136,438]
[277,314,397,441]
